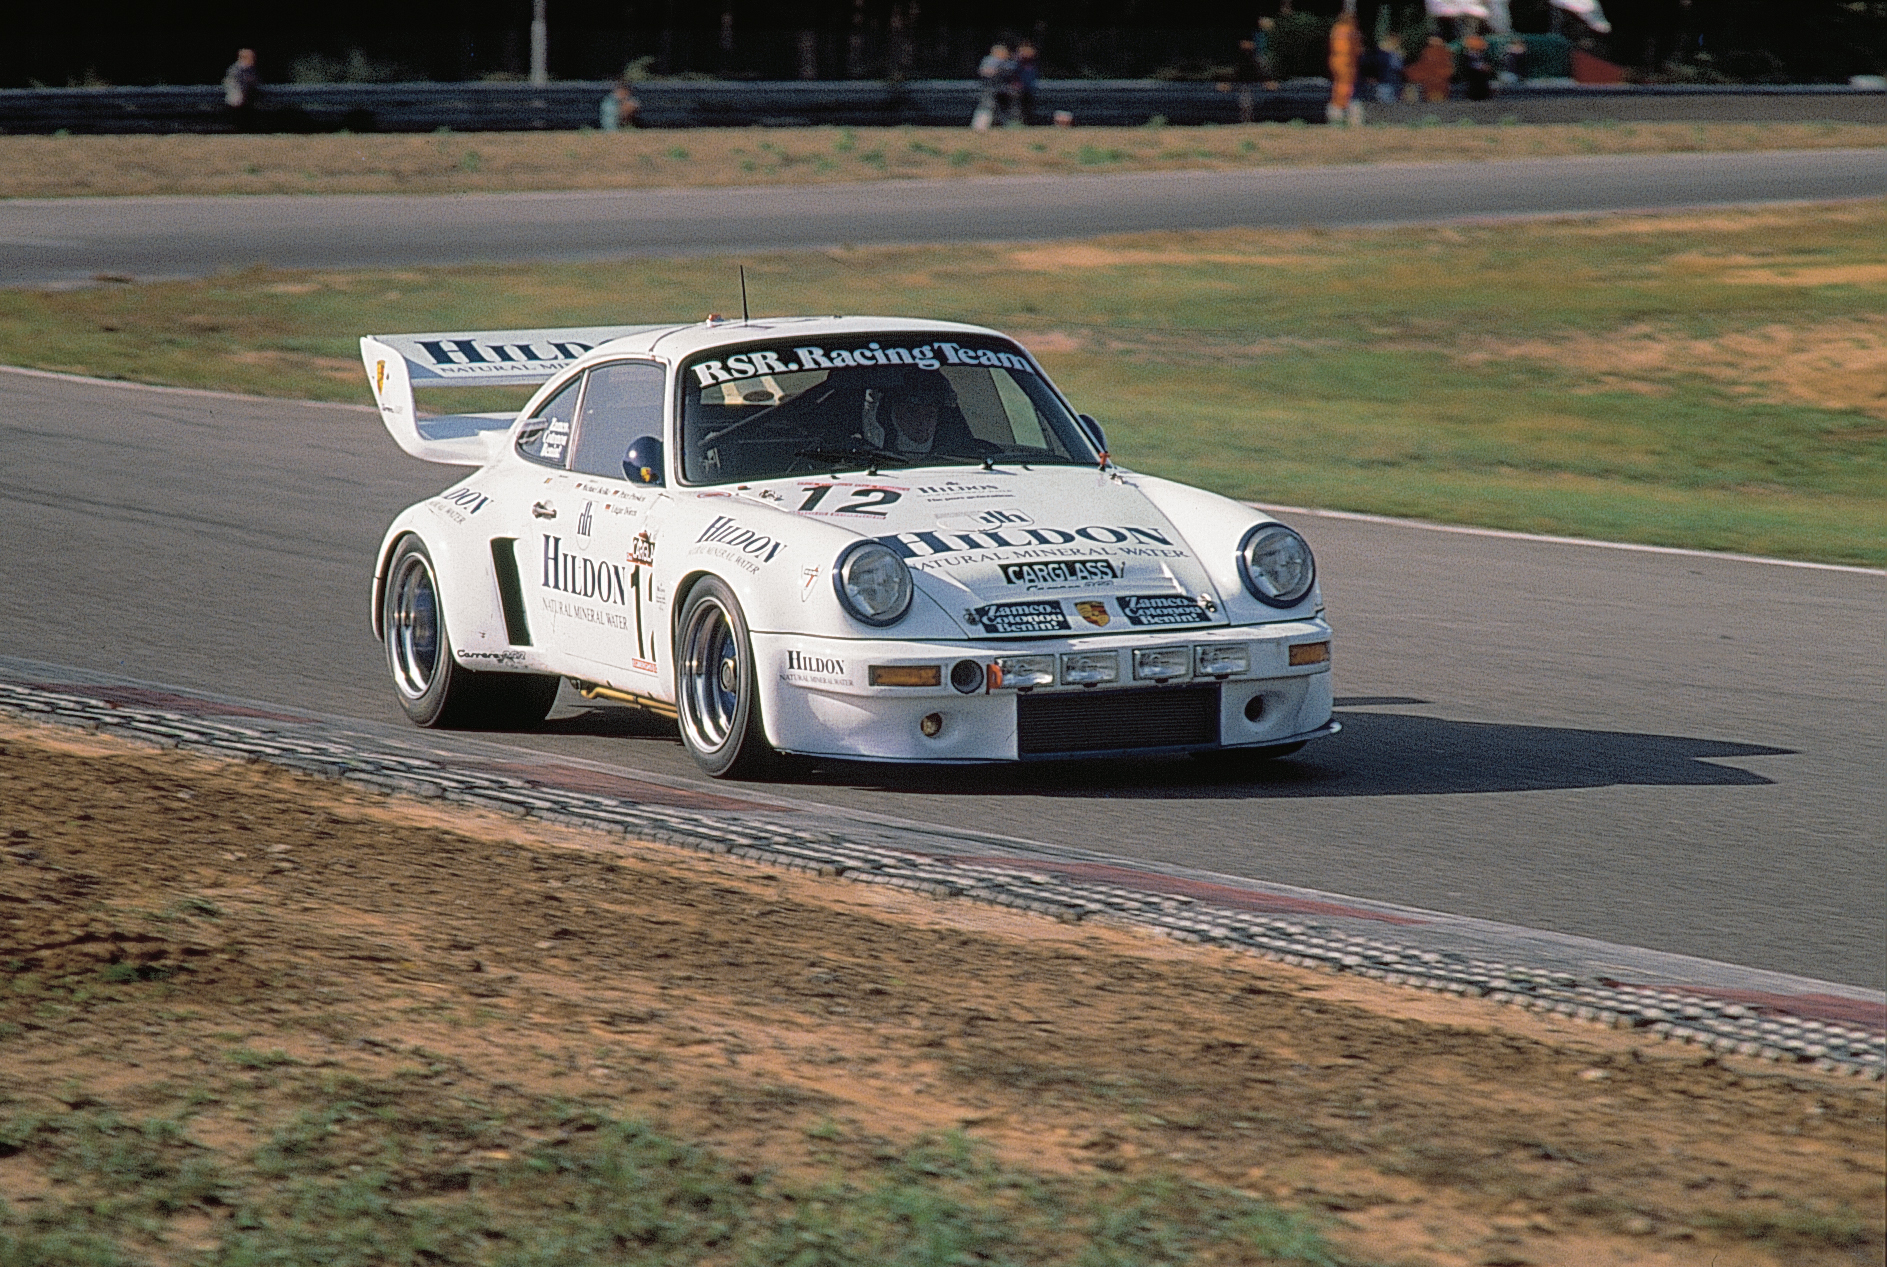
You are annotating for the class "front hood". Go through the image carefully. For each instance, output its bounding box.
[725,466,1227,636]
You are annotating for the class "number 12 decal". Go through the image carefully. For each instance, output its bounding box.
[797,485,904,517]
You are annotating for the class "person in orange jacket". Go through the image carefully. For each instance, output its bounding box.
[1328,10,1364,125]
[1406,35,1456,103]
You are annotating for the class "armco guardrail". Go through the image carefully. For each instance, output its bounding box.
[1,79,1881,135]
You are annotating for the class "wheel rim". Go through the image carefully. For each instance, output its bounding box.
[679,597,741,753]
[389,553,442,700]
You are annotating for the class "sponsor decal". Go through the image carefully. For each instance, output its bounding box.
[781,649,851,686]
[543,536,628,605]
[690,341,1036,386]
[878,524,1174,560]
[1000,558,1122,588]
[966,600,1071,635]
[1074,600,1111,628]
[576,500,594,537]
[416,337,595,377]
[432,486,490,524]
[539,419,570,462]
[691,515,787,573]
[374,359,388,394]
[627,531,655,567]
[1118,594,1213,627]
[799,565,822,602]
[938,507,1032,532]
[915,481,1009,505]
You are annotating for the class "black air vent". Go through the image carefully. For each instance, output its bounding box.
[1017,685,1220,756]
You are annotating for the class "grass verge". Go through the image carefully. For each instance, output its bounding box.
[3,721,1882,1267]
[2,202,1882,565]
[0,121,1882,199]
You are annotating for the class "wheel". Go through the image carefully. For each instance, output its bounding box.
[674,577,778,778]
[383,536,558,730]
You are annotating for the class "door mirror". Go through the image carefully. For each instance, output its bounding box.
[623,435,664,485]
[1076,413,1108,456]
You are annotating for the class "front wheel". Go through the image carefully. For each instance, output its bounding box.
[383,536,558,730]
[674,577,778,778]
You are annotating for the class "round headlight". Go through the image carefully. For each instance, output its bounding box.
[1237,523,1316,608]
[833,540,914,627]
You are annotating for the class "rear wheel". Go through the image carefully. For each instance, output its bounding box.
[383,536,558,730]
[675,577,778,778]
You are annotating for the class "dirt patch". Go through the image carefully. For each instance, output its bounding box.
[0,720,1881,1265]
[1005,245,1324,272]
[1463,317,1887,419]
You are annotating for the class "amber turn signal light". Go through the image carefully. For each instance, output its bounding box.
[869,664,942,687]
[1288,641,1331,666]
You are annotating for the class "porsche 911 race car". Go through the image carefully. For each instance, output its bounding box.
[362,316,1337,777]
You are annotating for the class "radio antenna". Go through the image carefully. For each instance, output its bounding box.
[739,265,750,323]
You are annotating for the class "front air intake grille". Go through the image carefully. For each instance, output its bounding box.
[1016,684,1220,756]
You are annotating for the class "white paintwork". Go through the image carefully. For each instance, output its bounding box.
[366,315,1336,762]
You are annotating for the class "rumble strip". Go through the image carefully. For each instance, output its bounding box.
[0,665,1879,1078]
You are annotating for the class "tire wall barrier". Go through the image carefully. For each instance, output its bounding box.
[1,79,1882,135]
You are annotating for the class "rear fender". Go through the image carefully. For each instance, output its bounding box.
[371,511,530,669]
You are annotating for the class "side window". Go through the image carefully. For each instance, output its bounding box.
[516,378,582,467]
[570,361,666,479]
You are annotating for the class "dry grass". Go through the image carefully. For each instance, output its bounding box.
[0,120,1882,199]
[3,720,1883,1266]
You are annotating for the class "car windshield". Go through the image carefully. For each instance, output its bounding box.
[678,335,1094,484]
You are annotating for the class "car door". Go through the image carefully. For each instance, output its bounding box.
[557,360,670,689]
[508,372,586,657]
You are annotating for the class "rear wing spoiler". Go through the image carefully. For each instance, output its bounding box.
[360,325,667,465]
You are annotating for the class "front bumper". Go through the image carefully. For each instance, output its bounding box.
[751,619,1335,762]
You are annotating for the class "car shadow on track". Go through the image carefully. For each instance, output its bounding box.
[780,705,1795,799]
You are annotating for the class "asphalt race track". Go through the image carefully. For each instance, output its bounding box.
[1,366,1881,989]
[4,147,1887,288]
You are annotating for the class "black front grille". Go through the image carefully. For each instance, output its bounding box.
[1016,684,1220,756]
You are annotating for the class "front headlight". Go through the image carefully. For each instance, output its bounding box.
[1237,523,1316,608]
[833,540,914,626]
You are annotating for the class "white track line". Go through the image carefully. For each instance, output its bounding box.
[1251,502,1887,576]
[5,362,1876,576]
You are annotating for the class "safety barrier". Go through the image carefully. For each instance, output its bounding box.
[0,78,1880,135]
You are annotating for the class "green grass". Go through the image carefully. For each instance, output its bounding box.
[0,1081,1345,1267]
[1,200,1882,564]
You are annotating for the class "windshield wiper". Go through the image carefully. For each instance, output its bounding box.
[791,444,915,474]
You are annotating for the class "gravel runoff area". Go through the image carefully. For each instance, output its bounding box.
[3,669,1878,1079]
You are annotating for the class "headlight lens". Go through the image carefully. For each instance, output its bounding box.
[1237,523,1316,608]
[833,540,914,626]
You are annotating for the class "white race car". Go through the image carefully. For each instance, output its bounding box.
[362,316,1337,777]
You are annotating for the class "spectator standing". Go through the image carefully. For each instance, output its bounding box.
[1461,34,1494,100]
[1014,42,1040,124]
[1326,10,1364,126]
[1500,38,1529,84]
[221,47,259,133]
[1220,37,1264,123]
[1254,17,1280,88]
[600,80,641,130]
[972,43,1014,130]
[1373,34,1405,104]
[1406,35,1455,102]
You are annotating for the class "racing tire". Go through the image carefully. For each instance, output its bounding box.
[674,577,779,779]
[383,536,559,730]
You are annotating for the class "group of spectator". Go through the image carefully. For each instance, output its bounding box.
[1328,16,1533,123]
[971,41,1040,129]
